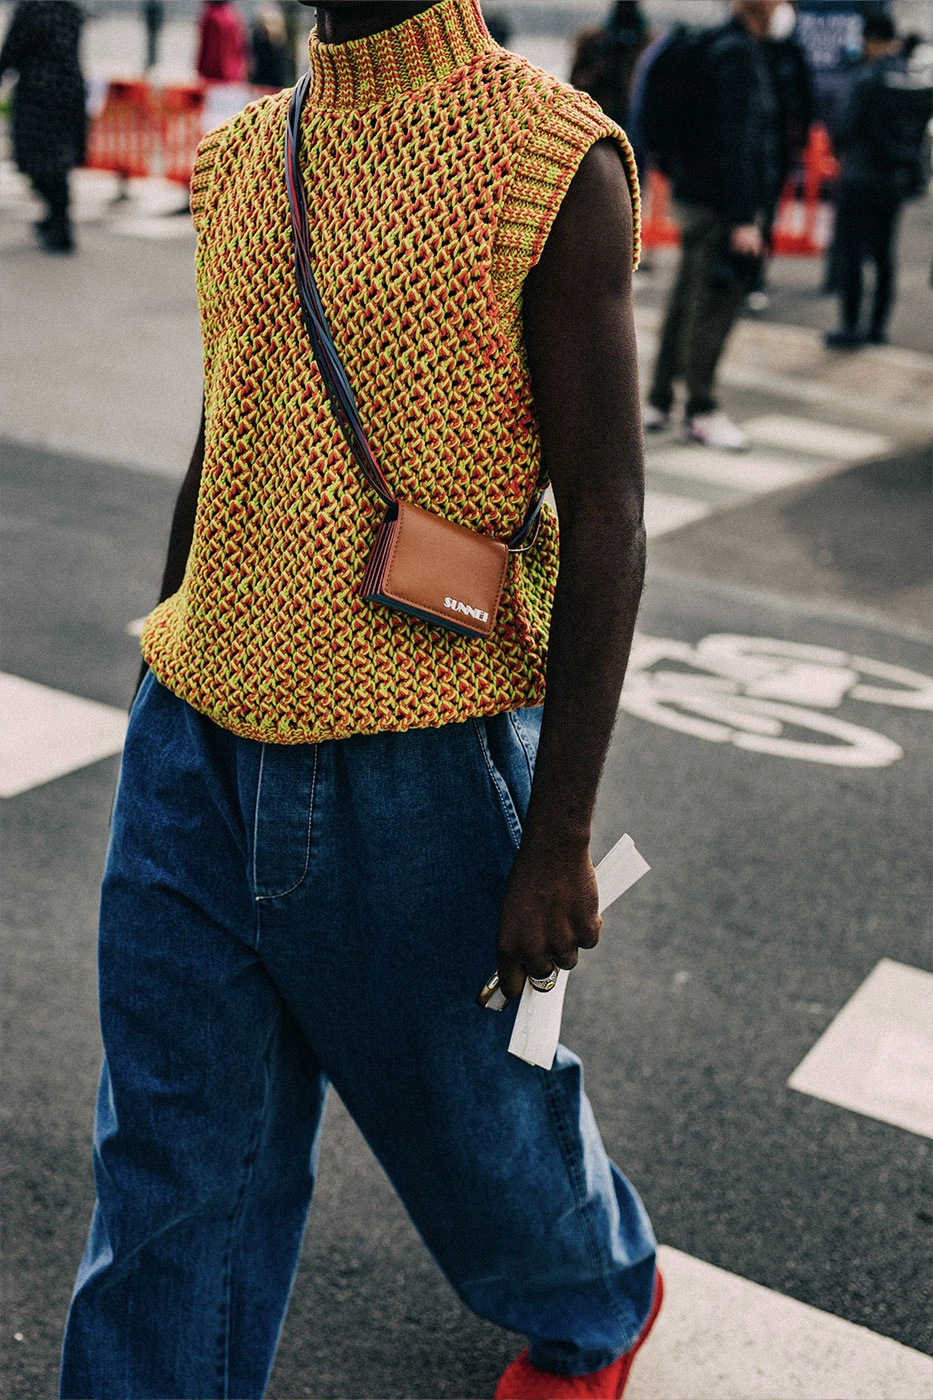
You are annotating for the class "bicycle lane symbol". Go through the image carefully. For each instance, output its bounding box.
[618,634,933,768]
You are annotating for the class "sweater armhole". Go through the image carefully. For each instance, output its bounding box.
[189,122,228,235]
[493,92,641,322]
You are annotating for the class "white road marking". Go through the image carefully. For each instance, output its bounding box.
[742,414,891,461]
[650,447,828,493]
[110,218,193,241]
[619,679,903,766]
[0,673,127,798]
[789,960,933,1139]
[643,491,711,538]
[619,633,930,766]
[627,1246,933,1400]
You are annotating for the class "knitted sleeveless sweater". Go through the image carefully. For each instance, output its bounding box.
[141,0,639,744]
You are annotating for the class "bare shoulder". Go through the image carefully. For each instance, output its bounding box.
[557,140,633,242]
[531,139,635,296]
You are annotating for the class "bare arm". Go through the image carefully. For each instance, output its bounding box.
[133,403,205,701]
[495,139,646,1000]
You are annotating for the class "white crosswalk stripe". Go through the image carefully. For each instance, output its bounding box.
[649,446,830,493]
[644,412,893,539]
[789,959,933,1139]
[743,414,892,461]
[0,672,127,798]
[628,1247,933,1400]
[643,491,713,538]
[0,162,192,242]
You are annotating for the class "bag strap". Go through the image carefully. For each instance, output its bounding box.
[284,73,543,553]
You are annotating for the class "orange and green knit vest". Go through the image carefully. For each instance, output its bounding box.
[141,0,640,744]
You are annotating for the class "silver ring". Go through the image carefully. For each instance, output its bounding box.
[528,968,559,993]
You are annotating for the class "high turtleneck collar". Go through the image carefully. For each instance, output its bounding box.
[306,0,496,110]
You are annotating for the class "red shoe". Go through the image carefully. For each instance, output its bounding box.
[494,1270,663,1400]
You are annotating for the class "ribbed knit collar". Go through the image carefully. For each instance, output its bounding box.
[306,0,495,110]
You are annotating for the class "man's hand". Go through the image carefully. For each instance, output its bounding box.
[730,222,764,257]
[496,844,602,1002]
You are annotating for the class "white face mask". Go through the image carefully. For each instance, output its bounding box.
[769,2,797,41]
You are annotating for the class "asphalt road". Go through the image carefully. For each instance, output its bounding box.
[2,439,930,1399]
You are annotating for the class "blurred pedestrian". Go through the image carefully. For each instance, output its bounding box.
[0,0,86,255]
[900,32,923,65]
[642,1,783,450]
[196,0,248,84]
[825,13,933,348]
[570,2,651,129]
[250,4,289,88]
[484,10,513,48]
[750,1,814,307]
[142,0,164,72]
[280,0,300,86]
[59,3,661,1398]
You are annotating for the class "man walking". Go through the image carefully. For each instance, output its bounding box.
[643,0,782,450]
[59,3,659,1397]
[825,13,933,348]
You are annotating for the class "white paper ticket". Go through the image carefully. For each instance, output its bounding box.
[506,834,650,1071]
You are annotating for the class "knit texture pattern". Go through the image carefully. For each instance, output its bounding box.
[141,0,640,744]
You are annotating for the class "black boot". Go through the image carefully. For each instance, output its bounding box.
[38,217,75,254]
[824,327,864,349]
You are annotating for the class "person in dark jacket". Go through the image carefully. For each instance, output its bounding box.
[250,4,289,88]
[643,0,783,449]
[746,1,814,309]
[570,2,651,129]
[0,0,86,254]
[142,1,165,71]
[764,4,815,181]
[825,14,933,347]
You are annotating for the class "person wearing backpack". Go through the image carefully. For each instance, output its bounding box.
[641,0,783,451]
[825,13,933,348]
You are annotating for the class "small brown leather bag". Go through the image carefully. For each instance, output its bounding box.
[285,75,542,641]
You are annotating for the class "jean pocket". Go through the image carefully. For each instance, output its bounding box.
[507,706,542,784]
[252,743,318,901]
[128,666,156,725]
[471,714,530,854]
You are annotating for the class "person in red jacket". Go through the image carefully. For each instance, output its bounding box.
[196,0,248,82]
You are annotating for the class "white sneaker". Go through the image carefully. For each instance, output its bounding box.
[684,410,748,451]
[643,403,671,433]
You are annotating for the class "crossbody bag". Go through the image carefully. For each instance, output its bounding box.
[284,73,543,640]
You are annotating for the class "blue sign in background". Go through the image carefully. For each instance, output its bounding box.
[796,0,892,129]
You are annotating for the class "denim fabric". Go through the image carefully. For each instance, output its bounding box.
[60,673,657,1399]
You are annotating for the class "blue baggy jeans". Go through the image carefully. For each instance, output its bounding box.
[60,672,657,1399]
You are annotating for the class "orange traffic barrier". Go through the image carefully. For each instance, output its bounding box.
[640,123,841,258]
[85,80,159,180]
[771,123,840,256]
[84,80,276,187]
[160,84,207,186]
[640,166,680,251]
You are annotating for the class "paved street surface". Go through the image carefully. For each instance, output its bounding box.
[2,102,933,1400]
